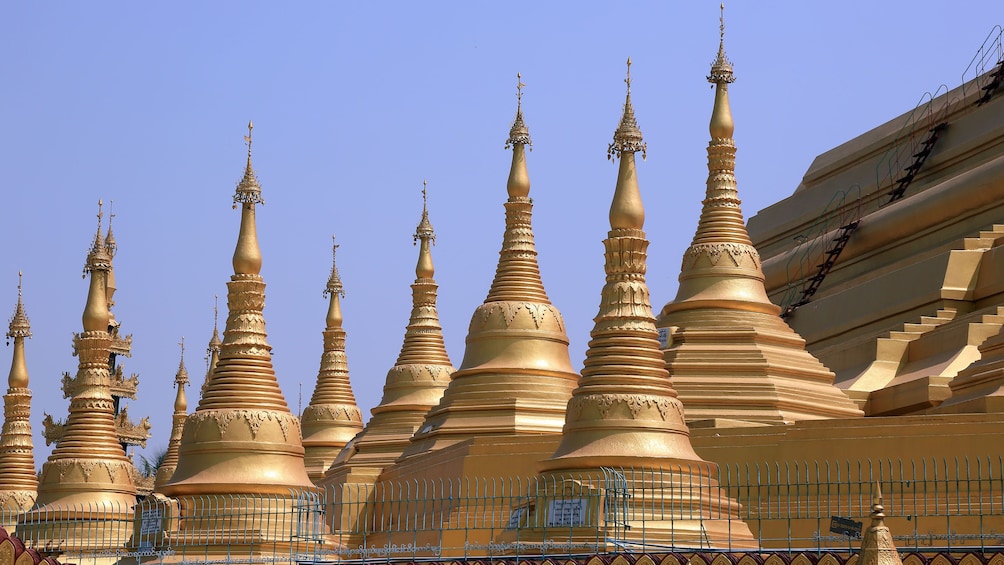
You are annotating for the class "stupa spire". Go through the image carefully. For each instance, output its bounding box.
[301,236,363,484]
[859,483,904,565]
[27,206,136,545]
[403,74,578,456]
[162,122,313,500]
[537,65,755,548]
[0,272,37,511]
[656,8,861,425]
[201,295,221,397]
[155,338,189,491]
[324,183,455,482]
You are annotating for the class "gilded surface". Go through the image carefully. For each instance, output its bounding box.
[0,278,36,511]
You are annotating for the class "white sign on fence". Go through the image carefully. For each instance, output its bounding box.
[547,498,586,527]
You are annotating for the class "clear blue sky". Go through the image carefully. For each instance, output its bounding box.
[2,2,1000,465]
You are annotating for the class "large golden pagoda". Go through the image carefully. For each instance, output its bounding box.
[656,13,862,425]
[23,203,136,547]
[400,78,579,459]
[153,340,188,491]
[0,273,37,515]
[301,237,364,484]
[161,122,314,497]
[324,184,454,485]
[528,60,755,549]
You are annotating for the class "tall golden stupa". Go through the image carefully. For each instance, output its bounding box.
[0,274,37,515]
[396,78,580,467]
[300,237,364,484]
[531,59,756,549]
[161,122,314,497]
[324,184,455,485]
[22,203,137,546]
[656,11,862,426]
[153,340,188,491]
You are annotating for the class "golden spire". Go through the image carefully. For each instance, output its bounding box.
[232,120,264,276]
[324,183,454,481]
[539,68,754,548]
[29,209,135,531]
[655,11,861,424]
[302,235,362,484]
[104,201,119,325]
[859,483,903,565]
[82,200,111,333]
[155,338,189,491]
[403,76,578,455]
[202,295,221,397]
[0,273,37,511]
[163,123,313,499]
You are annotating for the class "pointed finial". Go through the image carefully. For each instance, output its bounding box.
[506,72,532,149]
[708,3,735,85]
[234,119,264,207]
[83,200,111,277]
[7,271,31,342]
[415,180,436,246]
[105,200,117,257]
[324,235,345,298]
[871,482,885,517]
[609,57,647,162]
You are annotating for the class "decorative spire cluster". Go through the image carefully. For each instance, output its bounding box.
[302,236,363,484]
[404,75,578,455]
[539,63,754,548]
[201,295,221,397]
[0,273,37,511]
[163,122,314,498]
[155,339,189,491]
[324,183,454,481]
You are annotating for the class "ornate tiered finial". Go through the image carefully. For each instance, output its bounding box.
[234,120,264,207]
[104,201,117,257]
[83,200,110,277]
[708,4,735,85]
[609,57,647,162]
[7,272,31,344]
[324,236,345,299]
[414,180,436,246]
[505,73,531,149]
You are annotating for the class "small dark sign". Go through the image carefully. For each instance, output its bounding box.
[829,516,863,538]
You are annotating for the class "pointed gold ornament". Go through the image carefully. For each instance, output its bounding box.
[0,272,37,514]
[154,339,189,491]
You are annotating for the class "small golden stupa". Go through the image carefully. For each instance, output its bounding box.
[532,59,755,549]
[656,10,861,425]
[301,237,364,484]
[401,76,579,458]
[23,202,136,546]
[153,339,189,491]
[324,183,455,484]
[859,484,903,565]
[161,122,314,496]
[200,297,221,398]
[0,273,37,514]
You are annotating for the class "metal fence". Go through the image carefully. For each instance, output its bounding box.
[3,457,1002,564]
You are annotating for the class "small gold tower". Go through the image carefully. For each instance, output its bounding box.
[162,122,314,497]
[656,8,861,425]
[0,273,37,515]
[154,339,189,491]
[531,60,755,549]
[401,75,579,459]
[324,182,455,485]
[301,237,364,484]
[200,296,221,398]
[24,202,136,548]
[859,483,903,565]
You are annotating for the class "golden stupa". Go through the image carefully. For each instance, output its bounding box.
[0,273,37,515]
[399,77,580,462]
[161,122,314,497]
[22,203,136,547]
[200,297,221,398]
[324,183,454,485]
[301,237,364,484]
[528,59,756,550]
[153,340,189,491]
[656,12,862,426]
[858,484,903,565]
